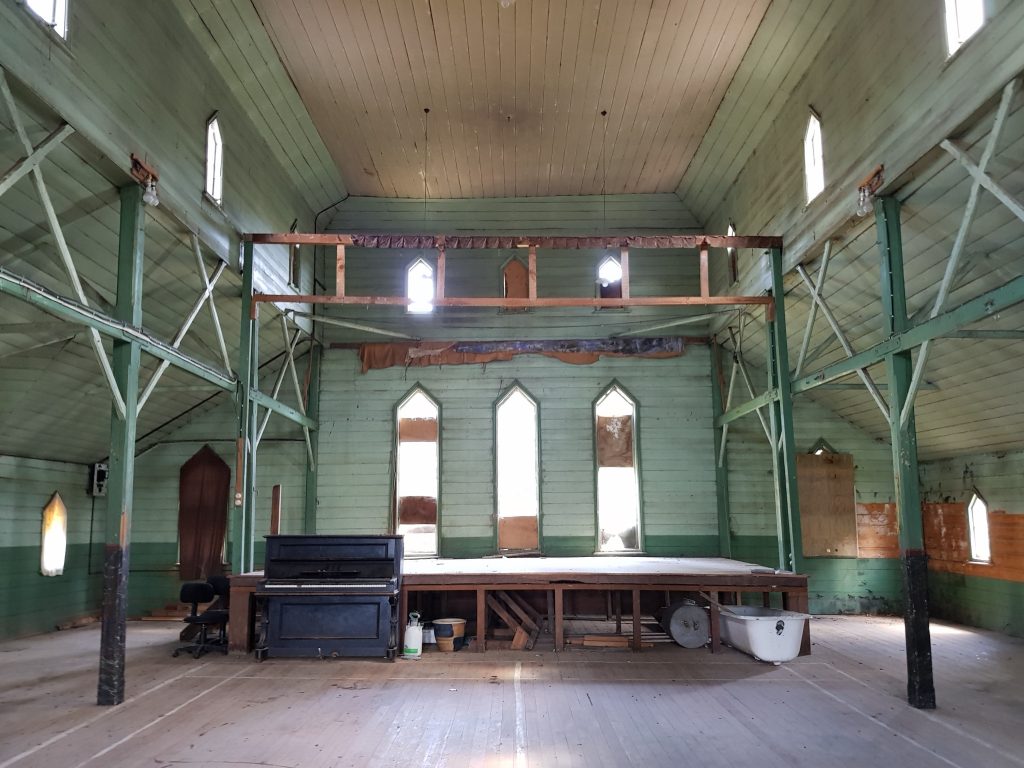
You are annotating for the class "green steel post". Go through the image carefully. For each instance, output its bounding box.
[769,246,803,573]
[303,342,321,534]
[97,184,144,706]
[765,318,789,570]
[875,196,936,709]
[709,340,732,557]
[233,240,256,574]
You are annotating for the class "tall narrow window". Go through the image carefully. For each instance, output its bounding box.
[25,0,68,38]
[595,384,640,552]
[205,115,224,204]
[967,490,991,563]
[945,0,984,55]
[804,113,825,203]
[495,385,540,551]
[396,388,439,556]
[726,221,738,284]
[41,492,68,576]
[598,256,623,301]
[407,259,434,314]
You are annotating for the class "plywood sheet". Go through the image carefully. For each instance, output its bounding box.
[596,415,633,468]
[855,503,898,559]
[797,453,857,557]
[399,418,438,442]
[398,496,437,525]
[498,515,539,551]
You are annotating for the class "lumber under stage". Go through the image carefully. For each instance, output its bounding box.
[230,556,809,655]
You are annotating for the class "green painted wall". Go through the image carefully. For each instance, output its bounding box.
[725,375,901,614]
[316,348,717,557]
[920,450,1024,637]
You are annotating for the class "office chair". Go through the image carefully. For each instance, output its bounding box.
[172,581,229,658]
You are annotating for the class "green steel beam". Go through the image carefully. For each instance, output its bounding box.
[792,274,1024,395]
[875,196,935,710]
[97,184,144,706]
[943,329,1024,340]
[714,387,779,427]
[232,240,257,575]
[303,343,322,534]
[249,388,316,430]
[0,266,235,391]
[768,247,803,574]
[710,341,732,558]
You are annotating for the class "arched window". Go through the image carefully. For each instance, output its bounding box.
[395,388,439,556]
[406,259,434,314]
[40,492,67,576]
[804,113,825,203]
[594,384,640,552]
[944,0,984,55]
[495,385,540,551]
[967,490,990,563]
[205,115,224,204]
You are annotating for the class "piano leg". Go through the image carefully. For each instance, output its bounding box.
[388,595,399,661]
[398,589,409,654]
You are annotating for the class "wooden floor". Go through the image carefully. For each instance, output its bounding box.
[1,616,1022,768]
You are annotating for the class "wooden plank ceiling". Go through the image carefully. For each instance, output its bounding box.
[254,0,769,198]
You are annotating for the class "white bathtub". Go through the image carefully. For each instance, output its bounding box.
[719,606,809,664]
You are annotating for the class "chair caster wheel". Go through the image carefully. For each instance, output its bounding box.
[172,650,180,657]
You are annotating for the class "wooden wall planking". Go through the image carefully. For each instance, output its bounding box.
[316,348,716,557]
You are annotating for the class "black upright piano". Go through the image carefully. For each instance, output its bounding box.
[254,535,403,660]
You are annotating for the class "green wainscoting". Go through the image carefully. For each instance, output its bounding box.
[928,570,1024,637]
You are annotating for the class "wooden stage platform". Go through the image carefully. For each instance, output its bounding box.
[229,556,809,655]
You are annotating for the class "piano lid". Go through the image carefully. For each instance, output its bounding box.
[263,535,404,583]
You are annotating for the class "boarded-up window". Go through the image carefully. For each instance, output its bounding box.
[503,259,529,299]
[595,386,640,552]
[395,389,439,555]
[796,452,856,557]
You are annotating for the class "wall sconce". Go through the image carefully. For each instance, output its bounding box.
[130,153,160,207]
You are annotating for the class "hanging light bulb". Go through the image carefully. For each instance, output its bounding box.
[142,178,160,207]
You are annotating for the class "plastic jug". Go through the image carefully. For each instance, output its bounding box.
[402,612,423,659]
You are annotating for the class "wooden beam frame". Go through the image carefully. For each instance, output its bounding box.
[247,233,783,249]
[253,294,773,309]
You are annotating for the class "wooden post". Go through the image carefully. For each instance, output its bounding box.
[875,196,936,709]
[435,246,446,301]
[335,245,345,297]
[528,245,537,299]
[699,246,710,297]
[631,588,641,651]
[554,587,564,651]
[270,485,282,534]
[619,246,630,299]
[97,184,144,706]
[476,588,486,652]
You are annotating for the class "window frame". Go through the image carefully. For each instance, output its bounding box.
[966,488,991,564]
[393,385,441,557]
[23,0,69,40]
[804,111,825,204]
[493,381,542,552]
[405,256,435,314]
[592,381,643,554]
[205,113,224,206]
[944,0,986,56]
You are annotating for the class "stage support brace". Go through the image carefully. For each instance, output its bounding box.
[233,240,258,574]
[303,342,322,534]
[875,196,936,710]
[767,247,803,573]
[97,184,145,705]
[710,339,732,557]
